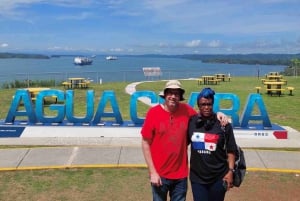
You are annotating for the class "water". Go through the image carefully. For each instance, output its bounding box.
[0,56,286,84]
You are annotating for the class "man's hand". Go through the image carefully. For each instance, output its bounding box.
[216,112,228,126]
[150,172,162,186]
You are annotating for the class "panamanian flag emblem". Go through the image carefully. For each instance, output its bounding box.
[191,132,219,151]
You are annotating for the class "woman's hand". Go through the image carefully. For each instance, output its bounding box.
[223,170,234,190]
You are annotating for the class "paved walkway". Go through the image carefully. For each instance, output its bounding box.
[0,136,300,173]
[0,81,299,173]
[0,125,300,172]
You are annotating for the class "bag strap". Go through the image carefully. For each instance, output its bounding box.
[222,125,238,164]
[222,126,243,170]
[221,125,228,153]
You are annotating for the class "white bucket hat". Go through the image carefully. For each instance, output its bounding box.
[163,80,185,101]
[158,91,164,98]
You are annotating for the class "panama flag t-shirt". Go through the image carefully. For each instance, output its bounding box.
[191,132,219,151]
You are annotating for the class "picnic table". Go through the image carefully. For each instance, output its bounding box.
[62,78,90,89]
[215,74,226,81]
[264,81,285,96]
[266,75,283,82]
[24,87,57,103]
[202,75,220,85]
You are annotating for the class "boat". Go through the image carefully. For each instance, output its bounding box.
[106,56,117,60]
[74,57,93,65]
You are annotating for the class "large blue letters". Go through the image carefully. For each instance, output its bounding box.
[5,89,271,128]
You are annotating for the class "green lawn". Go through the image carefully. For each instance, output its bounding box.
[0,76,299,131]
[0,77,299,201]
[0,168,299,201]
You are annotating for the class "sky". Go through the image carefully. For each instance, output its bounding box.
[0,0,299,55]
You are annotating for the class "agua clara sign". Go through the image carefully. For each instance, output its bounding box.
[5,89,273,129]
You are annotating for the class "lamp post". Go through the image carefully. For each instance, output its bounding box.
[295,61,299,77]
[291,59,299,77]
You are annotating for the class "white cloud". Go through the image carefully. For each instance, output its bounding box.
[144,0,188,9]
[56,12,94,20]
[109,48,123,52]
[208,40,221,48]
[0,0,299,54]
[1,43,8,47]
[185,40,201,48]
[158,42,169,48]
[47,46,77,51]
[0,0,95,16]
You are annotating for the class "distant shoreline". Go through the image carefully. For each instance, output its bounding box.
[0,53,49,59]
[1,52,299,66]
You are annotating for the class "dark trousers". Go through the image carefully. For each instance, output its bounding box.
[151,177,187,201]
[191,179,226,201]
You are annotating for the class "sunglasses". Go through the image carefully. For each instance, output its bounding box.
[165,90,181,97]
[198,103,213,107]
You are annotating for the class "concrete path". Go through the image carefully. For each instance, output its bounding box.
[125,81,157,106]
[0,137,300,173]
[0,125,300,172]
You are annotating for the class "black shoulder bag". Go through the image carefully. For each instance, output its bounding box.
[222,126,246,187]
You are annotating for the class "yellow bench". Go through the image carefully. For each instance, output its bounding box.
[255,87,261,94]
[33,97,58,104]
[280,79,288,85]
[78,82,89,89]
[287,87,295,96]
[62,81,72,89]
[197,78,203,85]
[207,79,220,85]
[30,93,57,104]
[266,88,285,96]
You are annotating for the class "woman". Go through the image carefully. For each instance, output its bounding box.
[187,87,237,201]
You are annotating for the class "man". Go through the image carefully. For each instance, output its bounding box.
[141,80,227,201]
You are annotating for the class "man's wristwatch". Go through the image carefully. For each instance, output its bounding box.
[229,168,235,173]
